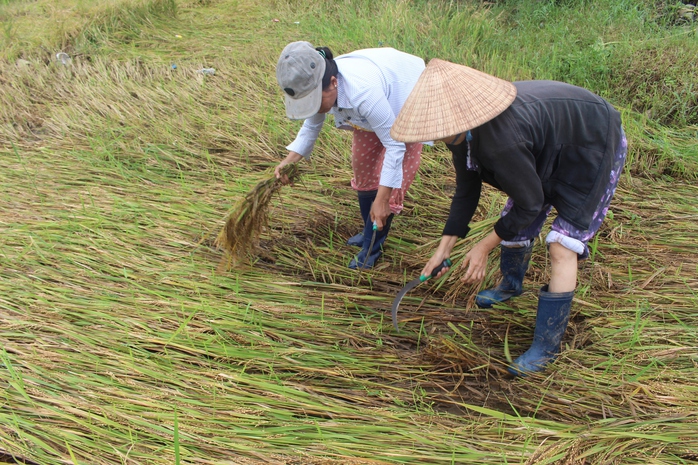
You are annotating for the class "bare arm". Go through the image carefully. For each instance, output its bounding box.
[421,235,459,278]
[459,230,502,283]
[274,151,304,184]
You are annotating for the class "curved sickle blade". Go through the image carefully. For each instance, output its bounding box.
[391,279,421,332]
[390,259,452,332]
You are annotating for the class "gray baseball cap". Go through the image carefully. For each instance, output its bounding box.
[276,41,326,120]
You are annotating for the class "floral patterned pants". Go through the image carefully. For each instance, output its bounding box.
[501,128,628,259]
[349,131,422,215]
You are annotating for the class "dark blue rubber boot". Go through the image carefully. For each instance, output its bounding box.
[508,285,574,376]
[475,243,533,308]
[348,213,394,269]
[347,190,377,247]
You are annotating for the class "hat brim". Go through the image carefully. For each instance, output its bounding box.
[284,83,323,120]
[390,59,517,143]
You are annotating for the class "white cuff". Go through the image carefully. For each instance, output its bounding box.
[545,231,585,255]
[501,240,531,248]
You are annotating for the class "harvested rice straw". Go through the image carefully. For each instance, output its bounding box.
[215,164,300,271]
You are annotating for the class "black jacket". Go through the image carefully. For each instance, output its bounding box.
[443,80,622,241]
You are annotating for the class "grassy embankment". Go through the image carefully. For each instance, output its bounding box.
[1,0,697,463]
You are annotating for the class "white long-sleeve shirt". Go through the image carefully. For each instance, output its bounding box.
[286,48,426,189]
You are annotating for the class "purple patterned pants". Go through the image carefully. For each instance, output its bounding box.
[501,128,627,259]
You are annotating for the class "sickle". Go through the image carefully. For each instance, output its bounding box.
[391,258,452,331]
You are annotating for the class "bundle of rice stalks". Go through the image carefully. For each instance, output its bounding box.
[215,163,300,270]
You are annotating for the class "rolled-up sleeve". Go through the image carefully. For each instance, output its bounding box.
[356,88,406,189]
[286,113,326,158]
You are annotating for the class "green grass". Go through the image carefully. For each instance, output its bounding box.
[0,0,697,464]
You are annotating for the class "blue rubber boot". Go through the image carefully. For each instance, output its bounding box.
[508,285,574,376]
[347,190,377,247]
[348,213,394,269]
[475,243,533,308]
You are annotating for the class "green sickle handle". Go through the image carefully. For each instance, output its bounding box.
[419,258,452,282]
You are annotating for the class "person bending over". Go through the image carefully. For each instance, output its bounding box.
[390,59,626,376]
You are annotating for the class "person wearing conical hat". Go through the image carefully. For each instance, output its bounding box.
[391,59,627,376]
[274,41,427,269]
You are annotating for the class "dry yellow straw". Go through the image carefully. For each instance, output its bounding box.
[215,164,300,271]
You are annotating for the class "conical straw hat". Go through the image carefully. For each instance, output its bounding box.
[391,59,517,143]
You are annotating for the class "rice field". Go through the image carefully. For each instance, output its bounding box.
[1,0,697,464]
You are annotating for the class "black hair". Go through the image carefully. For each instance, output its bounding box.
[316,46,339,90]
